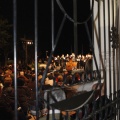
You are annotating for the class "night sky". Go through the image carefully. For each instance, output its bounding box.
[0,0,91,57]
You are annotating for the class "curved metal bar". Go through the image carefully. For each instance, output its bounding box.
[50,90,94,111]
[56,0,94,25]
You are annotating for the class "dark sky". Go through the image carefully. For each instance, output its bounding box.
[0,0,91,56]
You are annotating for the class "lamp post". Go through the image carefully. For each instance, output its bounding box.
[21,38,33,65]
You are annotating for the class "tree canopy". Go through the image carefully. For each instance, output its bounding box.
[0,18,13,65]
[0,18,12,48]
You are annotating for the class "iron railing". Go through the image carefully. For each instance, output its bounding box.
[12,0,120,120]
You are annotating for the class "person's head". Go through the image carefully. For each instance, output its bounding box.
[5,69,12,76]
[57,75,63,86]
[3,77,12,87]
[74,72,80,81]
[17,77,25,86]
[58,75,63,82]
[38,75,42,81]
[31,76,35,81]
[66,75,72,85]
[47,73,53,80]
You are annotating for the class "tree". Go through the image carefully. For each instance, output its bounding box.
[0,18,13,66]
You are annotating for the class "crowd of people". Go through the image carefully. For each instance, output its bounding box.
[0,67,38,120]
[0,53,94,120]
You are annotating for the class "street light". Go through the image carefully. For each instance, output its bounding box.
[21,38,33,65]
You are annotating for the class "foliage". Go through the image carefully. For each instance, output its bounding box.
[0,18,13,65]
[0,18,12,48]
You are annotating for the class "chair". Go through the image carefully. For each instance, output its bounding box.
[44,87,66,119]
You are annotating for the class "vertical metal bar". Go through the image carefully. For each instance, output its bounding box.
[13,0,18,120]
[118,1,120,119]
[116,38,119,120]
[111,0,116,101]
[91,0,98,119]
[73,0,78,56]
[112,0,115,94]
[98,0,101,71]
[103,0,107,95]
[34,0,39,119]
[51,0,54,51]
[91,0,94,55]
[103,0,109,118]
[116,0,119,95]
[118,0,120,96]
[114,0,118,103]
[51,1,55,115]
[97,3,103,119]
[108,0,112,99]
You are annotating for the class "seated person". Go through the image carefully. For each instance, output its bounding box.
[16,77,32,116]
[73,72,81,84]
[57,74,63,86]
[64,75,73,85]
[1,77,27,120]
